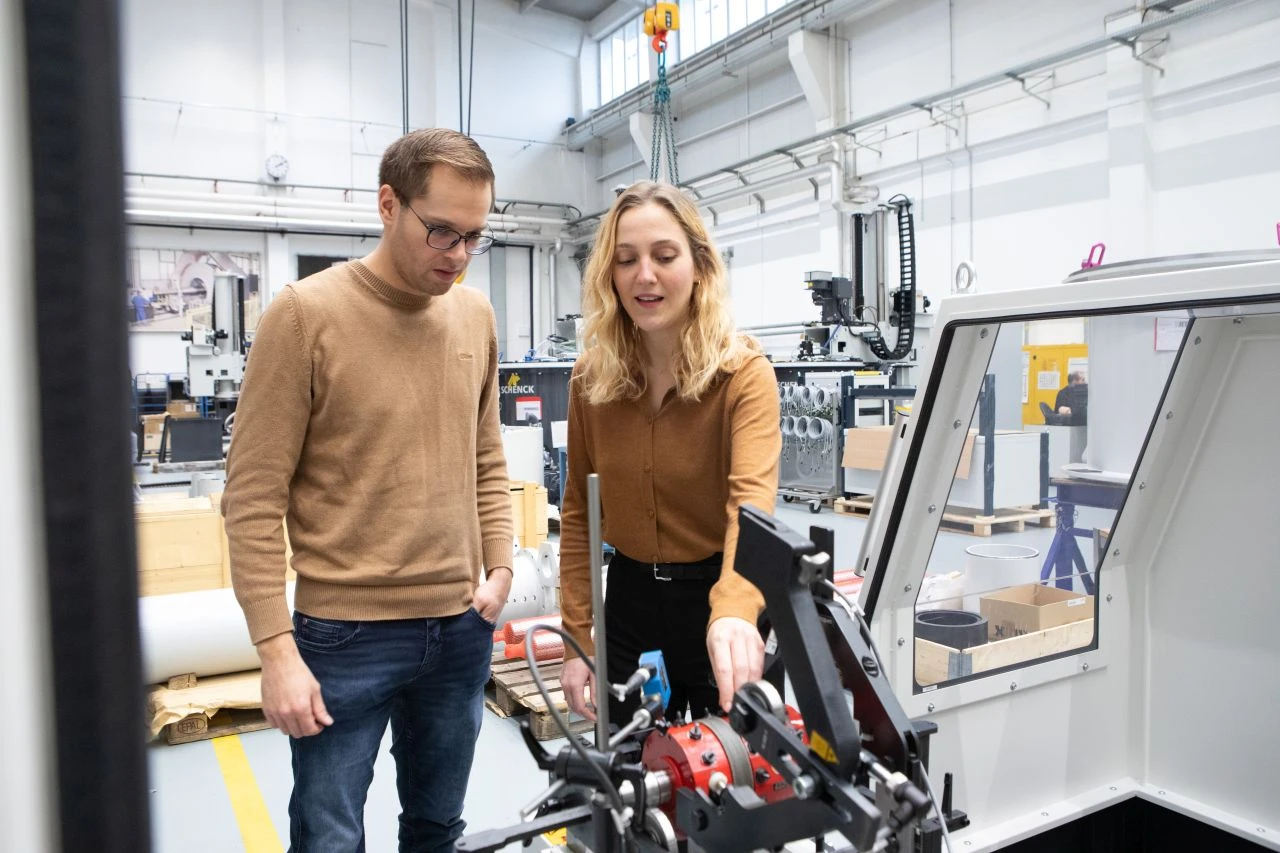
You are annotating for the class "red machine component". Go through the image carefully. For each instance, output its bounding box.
[640,706,808,826]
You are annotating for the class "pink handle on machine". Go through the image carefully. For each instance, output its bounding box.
[1081,242,1106,269]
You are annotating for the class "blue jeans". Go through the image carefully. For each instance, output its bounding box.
[288,608,495,853]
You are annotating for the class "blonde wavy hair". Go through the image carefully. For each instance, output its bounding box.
[577,181,760,405]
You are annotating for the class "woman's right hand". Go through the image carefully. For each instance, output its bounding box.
[561,656,598,722]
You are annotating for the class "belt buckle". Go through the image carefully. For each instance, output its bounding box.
[652,564,672,582]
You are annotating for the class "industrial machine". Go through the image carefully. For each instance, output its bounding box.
[793,198,931,366]
[471,252,1280,853]
[180,272,254,420]
[457,502,965,853]
[778,372,911,513]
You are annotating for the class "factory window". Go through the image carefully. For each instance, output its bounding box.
[596,0,793,106]
[911,312,1183,691]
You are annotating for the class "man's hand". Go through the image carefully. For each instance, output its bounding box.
[257,633,333,738]
[473,566,513,623]
[707,616,765,713]
[561,656,599,722]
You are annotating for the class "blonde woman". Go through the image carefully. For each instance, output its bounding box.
[559,181,781,724]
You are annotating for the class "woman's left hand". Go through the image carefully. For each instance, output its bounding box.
[706,616,765,713]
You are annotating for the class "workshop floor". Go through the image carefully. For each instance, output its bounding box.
[146,497,1110,852]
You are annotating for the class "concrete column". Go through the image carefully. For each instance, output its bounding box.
[630,111,655,178]
[264,232,291,302]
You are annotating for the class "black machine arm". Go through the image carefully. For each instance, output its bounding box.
[457,505,957,853]
[732,507,865,781]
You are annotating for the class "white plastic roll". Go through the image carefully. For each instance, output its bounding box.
[963,544,1041,612]
[780,416,795,437]
[806,418,830,440]
[501,425,545,485]
[798,386,813,404]
[812,387,829,408]
[795,416,811,437]
[139,583,295,684]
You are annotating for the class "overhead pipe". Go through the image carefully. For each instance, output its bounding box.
[126,191,570,233]
[125,208,564,244]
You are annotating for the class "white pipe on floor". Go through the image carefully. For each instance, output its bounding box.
[139,584,295,685]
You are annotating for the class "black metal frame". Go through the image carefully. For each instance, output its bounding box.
[23,0,152,850]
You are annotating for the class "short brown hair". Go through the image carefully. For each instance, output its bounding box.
[378,128,495,204]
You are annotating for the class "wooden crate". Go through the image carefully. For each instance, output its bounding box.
[914,618,1095,686]
[510,481,549,549]
[135,499,224,595]
[136,493,296,595]
[488,656,592,741]
[835,495,1055,537]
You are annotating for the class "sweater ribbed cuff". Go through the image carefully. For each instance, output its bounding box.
[241,594,293,646]
[483,537,514,576]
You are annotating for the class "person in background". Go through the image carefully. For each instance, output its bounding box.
[559,180,781,725]
[1054,371,1088,425]
[130,289,151,323]
[222,128,513,853]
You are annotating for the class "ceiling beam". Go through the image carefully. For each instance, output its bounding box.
[588,0,646,39]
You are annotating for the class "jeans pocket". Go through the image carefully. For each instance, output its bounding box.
[293,612,361,652]
[465,607,497,631]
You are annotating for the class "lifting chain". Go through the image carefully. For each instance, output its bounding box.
[646,5,680,185]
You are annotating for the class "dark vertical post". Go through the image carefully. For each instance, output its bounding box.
[23,0,152,849]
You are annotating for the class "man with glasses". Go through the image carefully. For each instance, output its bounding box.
[222,128,513,852]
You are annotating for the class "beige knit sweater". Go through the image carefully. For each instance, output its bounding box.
[223,261,513,644]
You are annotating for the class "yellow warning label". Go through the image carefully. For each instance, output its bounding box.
[542,828,568,845]
[809,730,837,765]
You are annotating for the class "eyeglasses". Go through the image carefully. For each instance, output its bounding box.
[402,201,494,255]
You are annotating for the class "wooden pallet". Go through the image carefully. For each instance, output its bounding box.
[835,496,1056,537]
[148,670,271,745]
[166,706,271,745]
[489,656,593,741]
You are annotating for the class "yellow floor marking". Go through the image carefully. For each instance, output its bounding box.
[211,734,285,853]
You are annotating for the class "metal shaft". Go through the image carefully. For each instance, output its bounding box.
[587,473,609,749]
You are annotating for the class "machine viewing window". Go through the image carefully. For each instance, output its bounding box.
[912,311,1184,689]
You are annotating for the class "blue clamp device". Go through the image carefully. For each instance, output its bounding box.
[638,649,671,710]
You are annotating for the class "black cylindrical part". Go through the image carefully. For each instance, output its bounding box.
[915,610,988,651]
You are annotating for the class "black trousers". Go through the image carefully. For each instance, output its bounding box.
[604,550,722,725]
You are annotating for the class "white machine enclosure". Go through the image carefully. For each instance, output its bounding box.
[857,252,1280,851]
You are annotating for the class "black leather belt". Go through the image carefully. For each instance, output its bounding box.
[615,550,722,583]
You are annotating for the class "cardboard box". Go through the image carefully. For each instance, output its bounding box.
[166,400,200,419]
[842,425,976,478]
[980,583,1094,641]
[140,413,168,455]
